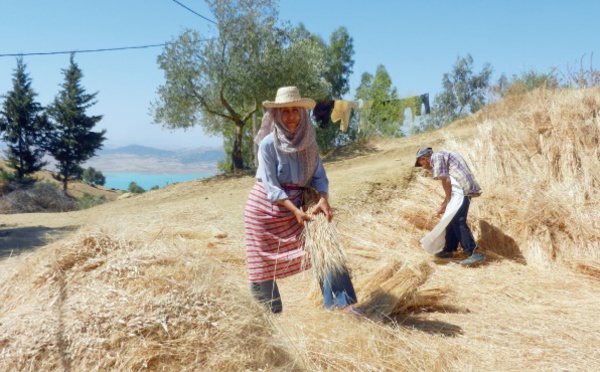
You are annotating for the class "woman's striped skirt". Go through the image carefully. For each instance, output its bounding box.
[244,182,308,283]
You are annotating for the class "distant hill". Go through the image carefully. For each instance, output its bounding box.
[100,145,175,157]
[85,145,226,174]
[2,144,226,175]
[99,145,226,163]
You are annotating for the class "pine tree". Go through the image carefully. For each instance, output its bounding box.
[46,54,106,192]
[0,57,50,181]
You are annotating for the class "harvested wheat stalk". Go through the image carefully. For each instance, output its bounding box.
[574,260,600,280]
[358,261,432,319]
[301,204,349,285]
[356,260,403,291]
[396,286,450,313]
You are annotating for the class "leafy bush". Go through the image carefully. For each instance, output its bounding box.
[493,70,559,98]
[128,182,145,194]
[82,167,106,186]
[77,193,107,210]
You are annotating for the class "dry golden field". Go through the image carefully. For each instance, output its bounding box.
[1,88,599,371]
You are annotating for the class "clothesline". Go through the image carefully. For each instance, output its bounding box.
[311,93,430,132]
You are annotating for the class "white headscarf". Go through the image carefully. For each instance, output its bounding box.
[254,108,318,187]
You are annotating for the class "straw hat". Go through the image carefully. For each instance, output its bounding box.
[262,86,316,110]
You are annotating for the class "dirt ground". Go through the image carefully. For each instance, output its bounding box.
[1,117,599,370]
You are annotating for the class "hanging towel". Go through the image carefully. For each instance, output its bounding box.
[331,100,354,132]
[420,176,464,254]
[312,100,335,129]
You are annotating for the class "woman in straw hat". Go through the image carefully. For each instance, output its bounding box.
[244,86,358,314]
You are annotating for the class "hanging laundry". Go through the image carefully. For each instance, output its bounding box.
[420,93,430,114]
[397,96,419,121]
[312,100,335,129]
[331,100,355,132]
[357,100,372,134]
[397,94,431,122]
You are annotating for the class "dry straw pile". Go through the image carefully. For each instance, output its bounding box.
[465,88,600,269]
[0,227,457,371]
[356,260,447,319]
[396,88,600,272]
[0,231,296,371]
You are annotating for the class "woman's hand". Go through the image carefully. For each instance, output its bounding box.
[294,209,312,225]
[313,194,333,222]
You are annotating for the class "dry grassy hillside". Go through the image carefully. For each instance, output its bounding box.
[0,88,599,371]
[0,159,122,201]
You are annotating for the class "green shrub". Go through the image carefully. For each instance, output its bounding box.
[33,180,58,190]
[77,193,107,210]
[128,182,145,194]
[82,167,106,186]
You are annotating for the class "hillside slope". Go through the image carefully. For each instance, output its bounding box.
[1,88,599,371]
[0,159,122,201]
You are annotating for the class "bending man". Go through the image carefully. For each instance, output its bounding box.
[415,146,485,265]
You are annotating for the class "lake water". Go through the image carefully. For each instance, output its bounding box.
[103,172,213,191]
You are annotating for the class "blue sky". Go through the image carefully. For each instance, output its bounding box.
[1,1,598,150]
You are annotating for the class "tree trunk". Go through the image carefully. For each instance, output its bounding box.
[62,171,68,192]
[252,110,258,166]
[18,128,24,180]
[231,122,245,170]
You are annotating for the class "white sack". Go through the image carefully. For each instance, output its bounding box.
[420,176,464,254]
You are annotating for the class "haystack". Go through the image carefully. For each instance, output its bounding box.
[460,88,600,268]
[0,230,297,371]
[395,88,600,270]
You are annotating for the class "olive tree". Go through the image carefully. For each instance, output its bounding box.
[152,0,329,170]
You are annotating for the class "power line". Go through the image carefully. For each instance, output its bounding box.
[171,0,218,25]
[0,39,215,58]
[0,43,166,58]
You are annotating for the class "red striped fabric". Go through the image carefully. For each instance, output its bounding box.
[244,182,309,283]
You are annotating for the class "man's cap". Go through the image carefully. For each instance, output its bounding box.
[415,146,433,167]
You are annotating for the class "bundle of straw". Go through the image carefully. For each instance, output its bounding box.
[574,260,600,280]
[396,286,450,313]
[301,199,349,285]
[356,260,403,291]
[396,202,437,231]
[358,261,433,319]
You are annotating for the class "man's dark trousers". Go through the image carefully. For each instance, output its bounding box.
[444,196,477,254]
